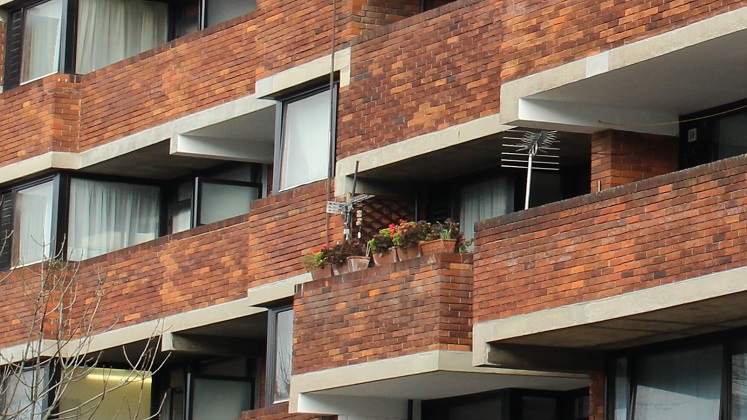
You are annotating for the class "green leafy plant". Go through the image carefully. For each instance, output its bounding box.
[427,218,473,253]
[301,244,332,270]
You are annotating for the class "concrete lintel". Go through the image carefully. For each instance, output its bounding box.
[487,344,603,373]
[246,272,311,307]
[255,48,352,98]
[334,114,513,196]
[473,265,747,366]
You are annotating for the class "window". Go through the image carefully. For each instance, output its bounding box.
[167,164,263,234]
[276,85,336,191]
[19,0,65,84]
[266,306,293,405]
[1,364,50,419]
[67,178,160,261]
[75,0,168,74]
[0,178,58,270]
[460,176,514,248]
[3,0,257,89]
[609,339,747,420]
[58,367,152,419]
[680,99,747,169]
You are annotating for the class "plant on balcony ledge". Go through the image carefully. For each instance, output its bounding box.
[327,239,369,275]
[302,245,334,280]
[421,218,473,254]
[368,220,431,263]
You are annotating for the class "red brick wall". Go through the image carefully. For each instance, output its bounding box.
[591,130,678,191]
[338,0,736,158]
[0,181,341,348]
[473,153,747,323]
[348,0,421,37]
[241,402,336,420]
[294,253,473,374]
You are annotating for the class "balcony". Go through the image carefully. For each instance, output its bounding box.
[473,152,747,366]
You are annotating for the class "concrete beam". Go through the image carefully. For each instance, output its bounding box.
[161,332,264,357]
[487,344,603,373]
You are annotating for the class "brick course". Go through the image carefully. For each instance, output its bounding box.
[473,153,747,323]
[294,253,473,374]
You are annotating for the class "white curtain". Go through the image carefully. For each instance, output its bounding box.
[273,309,294,403]
[13,181,54,266]
[280,89,332,190]
[460,176,513,248]
[633,345,722,420]
[21,0,64,83]
[67,179,159,260]
[76,0,168,74]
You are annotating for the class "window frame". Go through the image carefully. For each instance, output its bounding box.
[272,82,338,193]
[605,331,747,420]
[265,305,294,406]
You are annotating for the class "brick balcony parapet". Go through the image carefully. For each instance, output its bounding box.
[293,253,473,374]
[473,154,747,323]
[0,181,337,349]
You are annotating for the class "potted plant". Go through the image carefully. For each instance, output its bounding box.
[420,218,473,254]
[392,220,430,260]
[302,244,333,280]
[328,240,370,275]
[367,227,397,266]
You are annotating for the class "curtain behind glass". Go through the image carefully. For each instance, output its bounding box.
[76,0,168,74]
[460,176,513,248]
[13,181,55,266]
[273,310,294,403]
[280,89,332,190]
[67,179,159,260]
[633,345,722,420]
[21,0,64,83]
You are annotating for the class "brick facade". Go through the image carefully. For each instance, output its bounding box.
[473,153,747,323]
[0,181,336,348]
[591,129,679,191]
[294,253,473,374]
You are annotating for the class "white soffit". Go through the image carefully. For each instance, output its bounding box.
[500,8,747,136]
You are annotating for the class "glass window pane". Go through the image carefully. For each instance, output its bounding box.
[522,396,557,420]
[76,0,168,74]
[13,181,55,266]
[68,179,160,260]
[280,89,332,190]
[58,367,152,419]
[198,181,258,225]
[732,352,747,419]
[613,357,630,420]
[633,345,722,420]
[460,176,513,249]
[21,0,64,83]
[717,112,747,159]
[273,309,293,403]
[192,378,252,420]
[206,0,257,26]
[2,365,50,419]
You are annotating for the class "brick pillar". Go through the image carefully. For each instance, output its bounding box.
[590,130,678,192]
[588,371,606,420]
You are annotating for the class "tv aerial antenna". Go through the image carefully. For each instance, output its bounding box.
[325,161,374,240]
[501,130,559,210]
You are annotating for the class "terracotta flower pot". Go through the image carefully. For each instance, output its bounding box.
[332,263,349,276]
[346,256,371,272]
[396,245,421,261]
[419,238,457,255]
[309,265,333,280]
[372,250,398,266]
